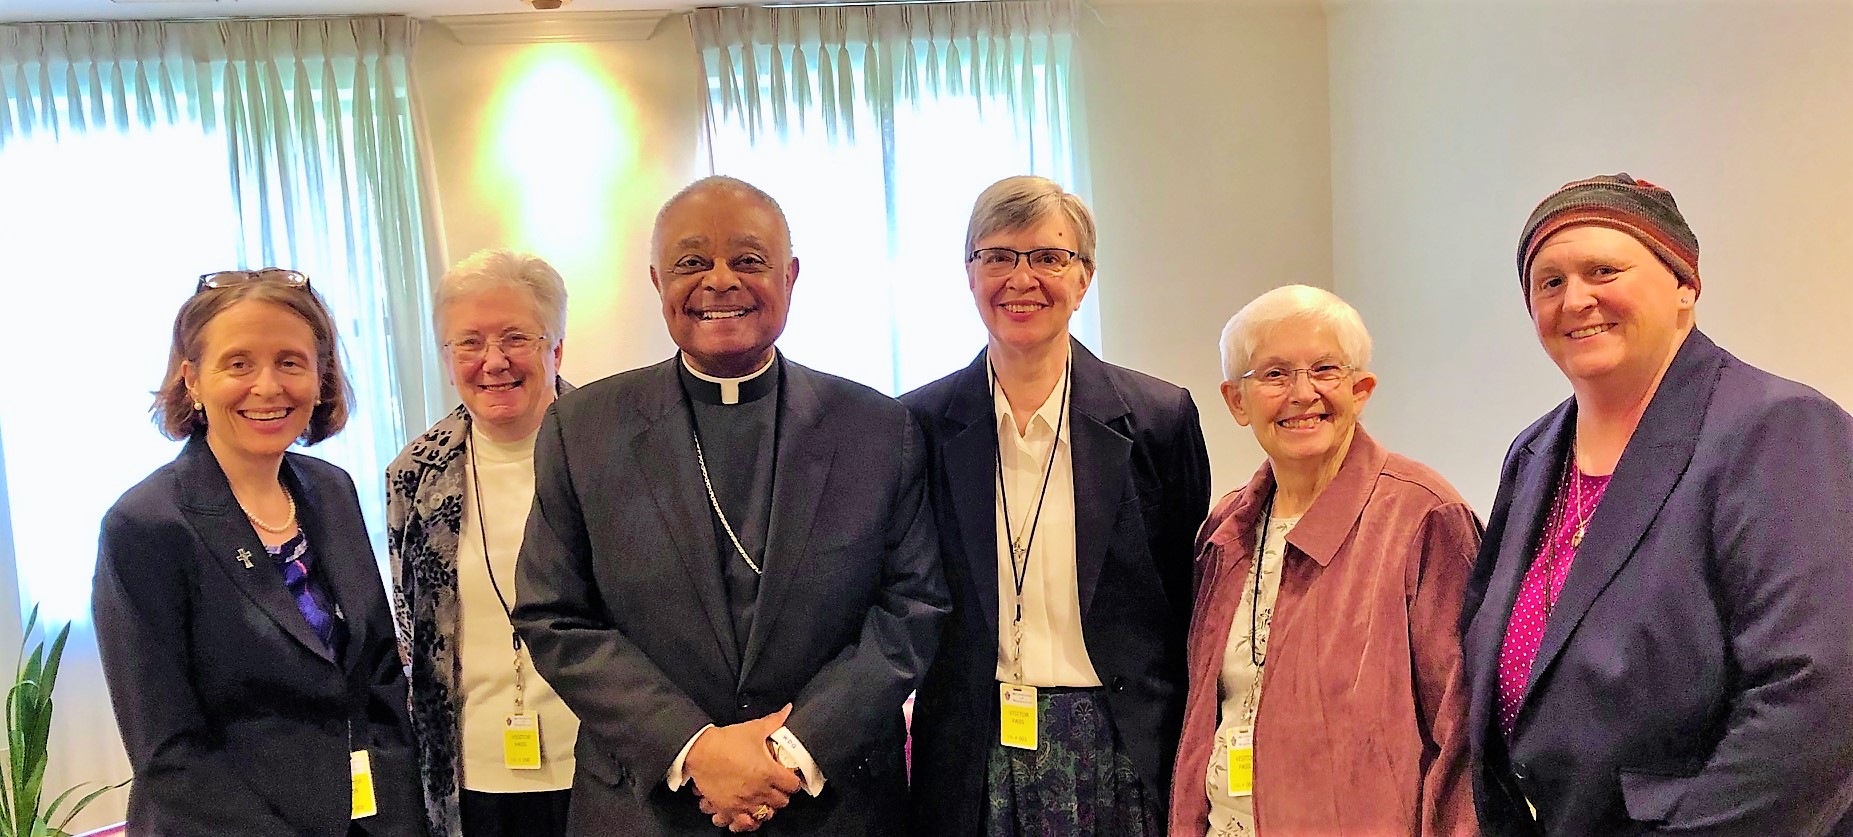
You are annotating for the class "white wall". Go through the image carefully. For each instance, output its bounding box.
[1082,0,1332,497]
[1328,0,1853,511]
[415,18,704,384]
[413,3,1335,499]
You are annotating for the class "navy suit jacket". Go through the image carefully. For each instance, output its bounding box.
[901,341,1211,836]
[94,436,422,836]
[1462,329,1853,835]
[512,356,949,836]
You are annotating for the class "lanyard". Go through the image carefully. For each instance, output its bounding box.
[991,356,1071,680]
[1250,485,1277,669]
[467,439,527,711]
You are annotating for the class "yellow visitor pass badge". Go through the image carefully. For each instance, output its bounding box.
[504,711,543,769]
[350,750,378,819]
[1225,725,1255,797]
[999,683,1038,750]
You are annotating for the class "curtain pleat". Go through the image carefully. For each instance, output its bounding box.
[686,0,1084,396]
[0,19,439,827]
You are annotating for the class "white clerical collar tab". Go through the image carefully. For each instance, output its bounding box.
[681,353,777,406]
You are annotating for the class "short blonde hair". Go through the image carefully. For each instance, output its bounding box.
[964,175,1096,263]
[1219,284,1372,382]
[432,249,569,346]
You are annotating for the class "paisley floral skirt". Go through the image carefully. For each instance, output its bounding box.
[983,687,1160,837]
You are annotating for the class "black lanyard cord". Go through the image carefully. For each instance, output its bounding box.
[467,436,522,654]
[992,356,1072,624]
[1251,484,1277,669]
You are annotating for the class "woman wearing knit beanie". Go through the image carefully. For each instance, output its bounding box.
[1459,173,1853,835]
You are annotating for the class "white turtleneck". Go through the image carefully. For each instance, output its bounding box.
[458,424,580,791]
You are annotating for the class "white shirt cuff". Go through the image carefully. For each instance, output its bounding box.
[770,725,826,795]
[665,724,714,790]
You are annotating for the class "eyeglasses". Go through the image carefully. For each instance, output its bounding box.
[967,247,1087,278]
[1241,363,1353,392]
[443,331,548,363]
[196,268,310,294]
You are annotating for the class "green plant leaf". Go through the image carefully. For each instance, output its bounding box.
[45,777,129,832]
[0,611,125,837]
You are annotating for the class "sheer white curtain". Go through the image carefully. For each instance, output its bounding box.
[0,18,440,829]
[691,0,1091,395]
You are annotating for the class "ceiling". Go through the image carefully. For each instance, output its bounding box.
[0,0,694,24]
[0,0,1302,25]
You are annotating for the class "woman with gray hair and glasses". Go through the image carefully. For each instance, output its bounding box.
[904,175,1211,836]
[387,249,577,837]
[1169,285,1478,836]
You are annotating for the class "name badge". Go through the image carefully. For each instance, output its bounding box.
[350,750,378,819]
[999,683,1038,750]
[503,711,543,770]
[1225,725,1255,797]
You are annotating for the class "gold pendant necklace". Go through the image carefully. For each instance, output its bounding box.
[1569,460,1590,549]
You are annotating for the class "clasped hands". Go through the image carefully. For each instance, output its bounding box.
[688,704,803,832]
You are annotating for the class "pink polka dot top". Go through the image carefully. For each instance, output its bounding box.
[1496,463,1612,740]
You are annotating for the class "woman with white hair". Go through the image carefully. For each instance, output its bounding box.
[386,249,578,837]
[1169,285,1478,836]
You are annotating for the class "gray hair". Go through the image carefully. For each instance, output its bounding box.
[653,175,793,257]
[965,175,1097,263]
[1219,284,1372,382]
[432,248,569,345]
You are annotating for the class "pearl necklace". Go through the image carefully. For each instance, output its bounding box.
[244,485,297,534]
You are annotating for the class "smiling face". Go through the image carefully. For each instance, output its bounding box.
[968,215,1093,354]
[1526,224,1695,392]
[441,284,562,442]
[1224,320,1375,474]
[183,300,320,468]
[650,187,798,378]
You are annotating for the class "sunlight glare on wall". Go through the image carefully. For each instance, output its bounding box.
[481,45,640,316]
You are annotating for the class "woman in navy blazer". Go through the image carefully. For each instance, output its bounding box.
[1461,175,1853,834]
[94,270,422,836]
[903,176,1211,836]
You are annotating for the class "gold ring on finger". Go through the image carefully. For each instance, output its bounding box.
[752,804,774,821]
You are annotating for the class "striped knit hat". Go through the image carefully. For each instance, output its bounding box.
[1517,173,1700,308]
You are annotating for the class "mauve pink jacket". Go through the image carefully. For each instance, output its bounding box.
[1169,429,1480,836]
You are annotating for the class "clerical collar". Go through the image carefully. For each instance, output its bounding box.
[679,353,779,406]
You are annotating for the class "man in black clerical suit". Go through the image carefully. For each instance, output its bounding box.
[513,176,949,836]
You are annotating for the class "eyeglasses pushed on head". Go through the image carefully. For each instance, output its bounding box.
[196,268,310,294]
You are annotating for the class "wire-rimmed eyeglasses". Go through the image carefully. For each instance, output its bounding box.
[1240,363,1354,392]
[443,332,549,363]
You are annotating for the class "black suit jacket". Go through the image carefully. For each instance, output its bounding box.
[94,436,422,836]
[512,356,949,836]
[1462,330,1853,835]
[901,341,1211,836]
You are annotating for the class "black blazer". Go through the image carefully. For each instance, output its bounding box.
[901,341,1211,836]
[1462,330,1853,835]
[94,436,422,836]
[512,356,949,836]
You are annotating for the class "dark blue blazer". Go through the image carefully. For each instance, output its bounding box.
[94,436,422,836]
[901,341,1211,836]
[1462,329,1853,835]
